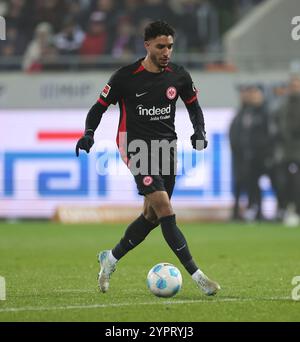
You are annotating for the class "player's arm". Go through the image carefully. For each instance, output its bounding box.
[76,71,121,156]
[180,70,207,150]
[75,101,108,156]
[185,100,207,150]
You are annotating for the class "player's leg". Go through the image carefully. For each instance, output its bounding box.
[146,190,220,295]
[142,196,159,224]
[146,191,196,273]
[98,167,169,293]
[98,196,161,293]
[109,198,159,260]
[111,209,159,260]
[98,208,159,292]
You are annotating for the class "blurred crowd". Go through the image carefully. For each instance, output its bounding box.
[0,0,265,71]
[229,75,300,226]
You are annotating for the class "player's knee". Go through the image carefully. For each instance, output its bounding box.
[143,211,159,225]
[152,202,173,218]
[143,210,159,226]
[146,191,174,218]
[143,201,159,225]
[155,202,174,218]
[156,204,174,219]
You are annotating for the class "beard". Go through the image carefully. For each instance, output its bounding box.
[150,54,168,69]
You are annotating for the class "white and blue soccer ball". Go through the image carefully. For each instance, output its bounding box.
[147,263,182,298]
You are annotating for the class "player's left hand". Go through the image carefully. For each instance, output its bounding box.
[191,130,208,150]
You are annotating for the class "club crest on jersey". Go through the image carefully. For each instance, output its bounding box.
[143,176,153,186]
[101,84,111,98]
[166,86,177,100]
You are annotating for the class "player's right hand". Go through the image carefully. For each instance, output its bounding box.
[75,133,94,156]
[191,129,208,151]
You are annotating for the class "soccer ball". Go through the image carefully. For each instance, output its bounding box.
[147,263,182,298]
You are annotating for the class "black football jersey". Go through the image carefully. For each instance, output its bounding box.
[98,58,198,146]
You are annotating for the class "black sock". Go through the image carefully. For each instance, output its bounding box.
[160,214,198,275]
[112,214,158,260]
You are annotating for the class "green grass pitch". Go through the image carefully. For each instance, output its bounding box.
[0,221,299,322]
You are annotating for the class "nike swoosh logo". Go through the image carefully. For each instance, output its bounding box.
[176,244,186,251]
[136,92,148,97]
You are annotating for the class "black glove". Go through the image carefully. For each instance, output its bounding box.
[75,132,94,156]
[190,129,208,150]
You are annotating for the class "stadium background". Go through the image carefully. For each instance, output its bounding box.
[1,0,300,323]
[2,0,299,222]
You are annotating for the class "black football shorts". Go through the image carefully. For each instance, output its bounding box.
[128,141,177,198]
[133,173,176,198]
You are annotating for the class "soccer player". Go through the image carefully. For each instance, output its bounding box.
[76,20,220,296]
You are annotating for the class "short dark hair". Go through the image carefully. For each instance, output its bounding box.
[144,20,175,41]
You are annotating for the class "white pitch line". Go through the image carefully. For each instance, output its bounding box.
[0,297,292,313]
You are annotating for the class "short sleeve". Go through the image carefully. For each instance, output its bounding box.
[98,69,123,106]
[179,69,198,105]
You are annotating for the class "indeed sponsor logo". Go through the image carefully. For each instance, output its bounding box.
[137,104,171,116]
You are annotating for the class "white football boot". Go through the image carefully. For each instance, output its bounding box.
[193,271,221,296]
[97,250,116,293]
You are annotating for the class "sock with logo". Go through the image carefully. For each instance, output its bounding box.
[112,214,158,260]
[160,214,198,275]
